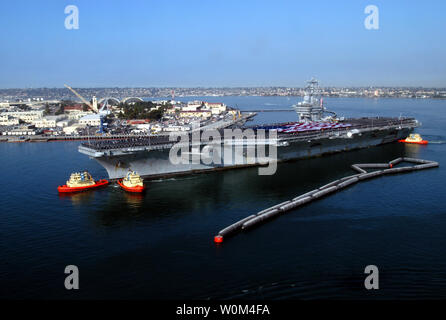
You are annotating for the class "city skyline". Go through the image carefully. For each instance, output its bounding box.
[1,0,446,88]
[2,86,446,103]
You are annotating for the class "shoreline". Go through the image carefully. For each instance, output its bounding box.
[2,96,446,103]
[0,134,154,143]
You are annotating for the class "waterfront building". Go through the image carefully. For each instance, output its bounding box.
[33,115,67,128]
[204,102,226,115]
[79,114,101,126]
[67,111,94,120]
[62,124,86,135]
[0,114,20,126]
[1,110,43,123]
[183,101,203,111]
[1,125,36,136]
[56,119,74,128]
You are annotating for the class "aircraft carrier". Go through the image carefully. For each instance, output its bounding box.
[79,80,419,180]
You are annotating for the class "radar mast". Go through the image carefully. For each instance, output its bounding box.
[293,78,336,122]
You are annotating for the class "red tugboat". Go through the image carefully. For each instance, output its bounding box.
[398,133,428,145]
[117,171,145,193]
[58,171,109,193]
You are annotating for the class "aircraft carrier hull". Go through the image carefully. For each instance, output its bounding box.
[82,124,414,180]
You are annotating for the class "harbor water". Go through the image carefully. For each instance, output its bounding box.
[1,97,446,299]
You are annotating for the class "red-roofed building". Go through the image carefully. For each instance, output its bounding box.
[125,119,151,125]
[64,104,84,112]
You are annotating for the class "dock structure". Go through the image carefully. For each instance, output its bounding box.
[213,157,439,243]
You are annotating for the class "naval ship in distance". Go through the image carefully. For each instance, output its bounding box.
[79,79,419,180]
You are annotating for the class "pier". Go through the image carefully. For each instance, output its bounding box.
[213,157,439,243]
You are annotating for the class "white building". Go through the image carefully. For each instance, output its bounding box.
[33,115,67,128]
[204,102,227,115]
[67,111,94,120]
[0,114,19,126]
[56,119,74,128]
[2,127,36,136]
[183,101,203,111]
[1,110,43,123]
[79,114,101,126]
[63,124,86,135]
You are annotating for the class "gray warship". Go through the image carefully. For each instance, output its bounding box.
[79,79,419,180]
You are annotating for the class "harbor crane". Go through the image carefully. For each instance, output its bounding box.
[64,84,98,113]
[64,84,107,134]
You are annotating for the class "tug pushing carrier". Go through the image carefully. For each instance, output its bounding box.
[398,133,428,145]
[117,171,145,193]
[79,79,421,180]
[58,171,109,193]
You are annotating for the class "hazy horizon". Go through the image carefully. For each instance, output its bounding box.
[1,85,446,90]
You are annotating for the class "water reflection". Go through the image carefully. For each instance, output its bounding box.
[402,142,427,157]
[58,190,96,205]
[83,142,409,227]
[123,192,145,207]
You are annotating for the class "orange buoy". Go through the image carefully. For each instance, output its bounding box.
[214,235,223,243]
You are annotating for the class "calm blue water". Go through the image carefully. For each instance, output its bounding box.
[1,97,446,299]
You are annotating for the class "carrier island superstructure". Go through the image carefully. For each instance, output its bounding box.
[79,80,419,180]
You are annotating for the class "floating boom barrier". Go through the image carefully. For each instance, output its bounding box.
[213,157,439,244]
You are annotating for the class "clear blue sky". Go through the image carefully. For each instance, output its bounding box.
[0,0,445,88]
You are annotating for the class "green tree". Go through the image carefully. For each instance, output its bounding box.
[43,103,50,116]
[118,101,166,120]
[55,105,64,115]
